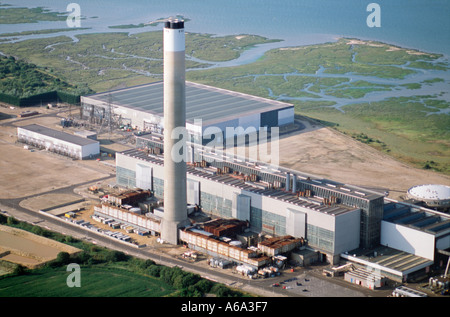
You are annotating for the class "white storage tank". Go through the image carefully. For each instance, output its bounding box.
[407,184,450,210]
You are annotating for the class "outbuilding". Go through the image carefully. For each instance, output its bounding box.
[17,124,100,160]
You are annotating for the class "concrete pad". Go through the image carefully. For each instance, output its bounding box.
[20,193,83,212]
[0,141,108,199]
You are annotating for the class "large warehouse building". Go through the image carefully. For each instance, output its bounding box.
[112,134,450,280]
[115,134,385,264]
[80,81,294,145]
[17,124,100,160]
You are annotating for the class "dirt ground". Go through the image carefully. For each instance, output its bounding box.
[0,140,109,199]
[0,105,113,200]
[19,193,87,213]
[246,117,450,201]
[0,225,81,268]
[1,104,449,203]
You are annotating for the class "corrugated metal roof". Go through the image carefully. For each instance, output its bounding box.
[120,148,359,217]
[18,124,99,146]
[82,81,293,125]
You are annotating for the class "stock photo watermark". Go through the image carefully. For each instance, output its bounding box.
[168,121,280,167]
[66,263,81,288]
[366,3,381,28]
[66,3,81,28]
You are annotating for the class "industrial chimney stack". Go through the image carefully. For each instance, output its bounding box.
[161,19,189,244]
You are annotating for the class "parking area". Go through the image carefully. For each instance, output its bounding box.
[274,272,365,297]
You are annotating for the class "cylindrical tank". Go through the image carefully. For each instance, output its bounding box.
[285,172,290,191]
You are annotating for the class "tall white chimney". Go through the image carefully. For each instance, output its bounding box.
[161,19,188,244]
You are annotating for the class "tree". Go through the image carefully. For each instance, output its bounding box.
[6,216,17,225]
[13,264,26,276]
[74,251,91,265]
[105,250,128,262]
[56,252,71,265]
[193,279,214,294]
[173,272,201,290]
[147,264,161,277]
[65,235,75,243]
[31,225,44,235]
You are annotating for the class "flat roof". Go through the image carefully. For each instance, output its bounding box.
[383,201,450,235]
[343,246,434,277]
[119,148,359,217]
[82,81,293,126]
[18,124,99,146]
[135,132,385,202]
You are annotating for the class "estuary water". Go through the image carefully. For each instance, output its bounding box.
[1,0,449,109]
[2,0,450,56]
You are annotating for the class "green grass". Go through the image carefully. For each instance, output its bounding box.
[0,28,91,37]
[0,31,276,93]
[0,6,68,24]
[0,55,91,98]
[0,29,448,174]
[295,96,450,174]
[0,264,176,297]
[186,33,281,62]
[0,215,249,298]
[186,38,449,175]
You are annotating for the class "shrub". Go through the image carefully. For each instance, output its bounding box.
[147,264,161,277]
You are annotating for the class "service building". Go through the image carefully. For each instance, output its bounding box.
[17,124,100,160]
[80,81,294,145]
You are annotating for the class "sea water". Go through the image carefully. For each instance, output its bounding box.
[1,0,449,106]
[2,0,449,56]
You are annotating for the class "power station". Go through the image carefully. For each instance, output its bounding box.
[17,19,446,288]
[110,20,450,282]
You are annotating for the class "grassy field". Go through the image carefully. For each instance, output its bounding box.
[0,216,177,297]
[0,215,247,298]
[295,98,450,174]
[0,31,276,92]
[187,38,450,175]
[0,26,448,174]
[0,264,176,297]
[0,5,67,24]
[0,27,91,37]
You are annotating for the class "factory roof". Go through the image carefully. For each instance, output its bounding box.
[383,201,450,236]
[119,148,361,217]
[134,132,385,202]
[18,124,99,146]
[81,81,293,126]
[342,246,434,278]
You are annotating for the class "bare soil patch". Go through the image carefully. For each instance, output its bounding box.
[277,121,450,200]
[0,225,81,268]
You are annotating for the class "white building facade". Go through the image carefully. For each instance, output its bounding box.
[17,124,100,160]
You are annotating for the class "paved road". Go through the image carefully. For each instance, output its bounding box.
[1,202,282,297]
[2,199,386,298]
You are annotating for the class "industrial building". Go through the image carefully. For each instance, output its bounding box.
[17,124,100,160]
[93,19,450,282]
[80,80,294,145]
[339,198,450,282]
[116,142,375,264]
[407,184,450,212]
[113,137,450,277]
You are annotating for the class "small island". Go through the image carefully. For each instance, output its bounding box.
[109,15,190,29]
[0,5,68,24]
